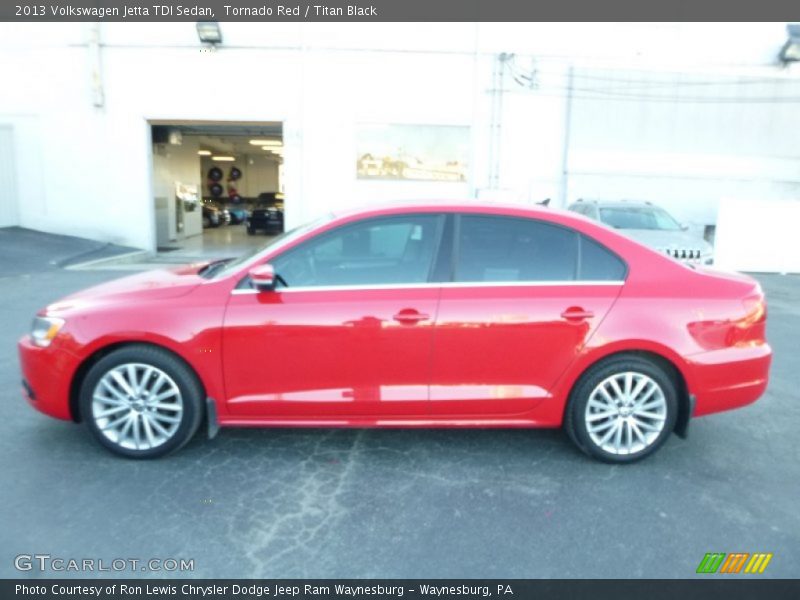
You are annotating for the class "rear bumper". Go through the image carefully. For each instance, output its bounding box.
[687,343,772,417]
[18,336,80,421]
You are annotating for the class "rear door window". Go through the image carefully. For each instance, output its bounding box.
[454,214,626,283]
[455,215,579,282]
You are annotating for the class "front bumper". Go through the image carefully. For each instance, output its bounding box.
[687,343,772,417]
[18,335,81,421]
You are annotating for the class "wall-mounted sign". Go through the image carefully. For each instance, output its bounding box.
[356,124,469,182]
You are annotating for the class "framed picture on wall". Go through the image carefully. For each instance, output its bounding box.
[356,123,469,182]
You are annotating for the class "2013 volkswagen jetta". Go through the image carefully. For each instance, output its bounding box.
[18,202,771,462]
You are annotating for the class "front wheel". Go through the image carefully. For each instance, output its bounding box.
[565,355,678,463]
[79,345,204,458]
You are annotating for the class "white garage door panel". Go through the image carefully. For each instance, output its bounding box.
[715,198,800,274]
[0,127,19,227]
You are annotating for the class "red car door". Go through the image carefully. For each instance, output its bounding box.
[222,214,444,419]
[430,214,626,417]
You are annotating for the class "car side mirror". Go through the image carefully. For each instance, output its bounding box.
[249,264,276,292]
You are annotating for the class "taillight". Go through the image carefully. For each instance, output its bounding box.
[687,292,767,350]
[742,294,766,324]
[731,293,767,346]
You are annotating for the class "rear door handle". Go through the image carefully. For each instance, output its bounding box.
[393,309,430,324]
[561,307,594,321]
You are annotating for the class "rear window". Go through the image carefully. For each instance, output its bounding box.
[579,234,627,281]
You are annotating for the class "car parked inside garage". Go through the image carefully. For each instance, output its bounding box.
[247,192,285,234]
[19,202,770,462]
[201,200,231,228]
[201,202,221,228]
[227,205,250,225]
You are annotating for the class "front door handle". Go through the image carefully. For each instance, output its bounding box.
[393,309,430,324]
[561,307,594,321]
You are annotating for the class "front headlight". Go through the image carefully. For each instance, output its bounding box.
[30,316,65,348]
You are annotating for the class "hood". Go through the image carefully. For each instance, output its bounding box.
[44,263,206,316]
[614,228,713,254]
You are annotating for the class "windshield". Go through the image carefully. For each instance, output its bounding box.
[599,206,681,231]
[203,213,335,279]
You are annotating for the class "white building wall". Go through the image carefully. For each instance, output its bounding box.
[0,22,797,253]
[561,66,800,228]
[0,127,19,227]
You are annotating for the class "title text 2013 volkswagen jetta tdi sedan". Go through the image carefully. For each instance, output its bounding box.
[18,203,771,462]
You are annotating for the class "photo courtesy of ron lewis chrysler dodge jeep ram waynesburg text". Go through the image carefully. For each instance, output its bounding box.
[18,202,771,462]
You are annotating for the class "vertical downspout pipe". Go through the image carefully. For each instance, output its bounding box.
[559,65,574,208]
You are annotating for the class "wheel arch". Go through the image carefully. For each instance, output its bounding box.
[68,340,207,423]
[559,346,692,435]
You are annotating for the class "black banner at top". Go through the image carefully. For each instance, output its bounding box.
[1,0,800,22]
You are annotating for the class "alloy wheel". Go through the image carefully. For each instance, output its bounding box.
[91,363,184,451]
[584,371,667,456]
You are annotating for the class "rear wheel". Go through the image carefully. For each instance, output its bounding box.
[565,355,677,463]
[79,345,204,459]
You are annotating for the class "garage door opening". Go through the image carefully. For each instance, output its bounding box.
[150,121,284,258]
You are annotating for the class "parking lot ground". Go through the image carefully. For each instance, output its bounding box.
[0,227,138,276]
[0,232,798,578]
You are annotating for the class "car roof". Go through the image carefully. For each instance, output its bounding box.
[331,199,565,221]
[226,198,692,282]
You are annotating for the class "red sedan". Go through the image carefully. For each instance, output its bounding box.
[18,202,771,462]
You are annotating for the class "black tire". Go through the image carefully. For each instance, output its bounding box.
[564,354,678,463]
[207,167,223,182]
[79,345,205,459]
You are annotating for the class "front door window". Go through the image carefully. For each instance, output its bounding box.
[272,214,443,288]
